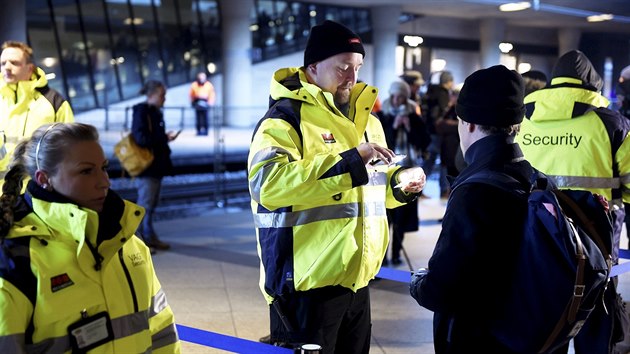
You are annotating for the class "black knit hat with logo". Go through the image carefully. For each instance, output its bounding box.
[455,65,525,127]
[304,20,365,67]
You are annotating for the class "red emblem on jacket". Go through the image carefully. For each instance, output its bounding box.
[321,133,336,144]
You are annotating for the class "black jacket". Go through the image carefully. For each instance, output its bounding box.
[411,133,534,353]
[131,102,174,178]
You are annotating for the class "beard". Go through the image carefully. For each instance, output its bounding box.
[334,86,351,115]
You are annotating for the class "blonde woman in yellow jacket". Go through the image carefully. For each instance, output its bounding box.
[0,41,74,190]
[0,123,180,353]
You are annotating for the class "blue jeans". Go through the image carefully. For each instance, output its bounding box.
[135,176,162,239]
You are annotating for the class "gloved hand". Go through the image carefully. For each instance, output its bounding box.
[409,267,428,301]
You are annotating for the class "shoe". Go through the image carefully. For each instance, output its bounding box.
[381,258,389,267]
[148,239,171,250]
[391,258,402,265]
[259,334,272,343]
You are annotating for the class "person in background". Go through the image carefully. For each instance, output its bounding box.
[132,80,178,251]
[0,41,74,192]
[189,72,216,136]
[521,70,548,95]
[248,20,426,353]
[410,65,535,353]
[517,50,630,353]
[434,86,462,199]
[400,70,425,106]
[423,70,454,198]
[377,80,430,266]
[616,64,630,244]
[0,123,180,353]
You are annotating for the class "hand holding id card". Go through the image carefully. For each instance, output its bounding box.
[370,154,406,166]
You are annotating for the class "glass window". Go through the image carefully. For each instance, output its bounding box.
[26,0,69,106]
[106,1,143,99]
[129,1,165,84]
[155,0,188,85]
[251,1,371,64]
[78,0,124,107]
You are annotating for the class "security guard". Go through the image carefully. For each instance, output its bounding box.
[0,123,179,353]
[248,21,426,352]
[0,41,74,189]
[516,50,630,354]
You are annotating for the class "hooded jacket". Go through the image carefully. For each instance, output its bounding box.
[0,67,74,181]
[0,182,180,353]
[248,67,416,304]
[515,50,630,252]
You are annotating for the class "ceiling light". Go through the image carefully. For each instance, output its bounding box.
[431,59,447,72]
[403,35,424,47]
[123,17,144,26]
[499,2,531,12]
[518,62,532,73]
[587,14,613,22]
[499,42,514,53]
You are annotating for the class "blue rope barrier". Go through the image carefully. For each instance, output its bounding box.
[176,324,293,353]
[176,250,630,351]
[376,266,411,282]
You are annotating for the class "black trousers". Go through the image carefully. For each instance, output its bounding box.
[270,285,371,354]
[195,108,208,134]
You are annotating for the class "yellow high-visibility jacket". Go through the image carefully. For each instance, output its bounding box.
[248,67,416,304]
[0,67,74,186]
[0,184,180,353]
[516,77,630,204]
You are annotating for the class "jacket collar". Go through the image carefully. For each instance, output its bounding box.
[452,133,528,189]
[14,181,138,246]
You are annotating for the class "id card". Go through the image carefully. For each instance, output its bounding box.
[68,312,114,353]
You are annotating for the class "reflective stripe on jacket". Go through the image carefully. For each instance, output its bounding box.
[516,77,630,204]
[0,191,180,354]
[0,67,74,183]
[249,67,414,304]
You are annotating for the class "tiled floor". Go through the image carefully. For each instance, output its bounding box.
[149,174,630,353]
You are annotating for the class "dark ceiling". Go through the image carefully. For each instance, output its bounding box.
[311,0,630,34]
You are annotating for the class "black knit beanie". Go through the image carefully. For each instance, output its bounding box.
[304,20,365,67]
[455,65,525,127]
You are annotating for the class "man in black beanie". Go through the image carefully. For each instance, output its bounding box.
[248,20,426,353]
[516,50,630,354]
[410,65,538,353]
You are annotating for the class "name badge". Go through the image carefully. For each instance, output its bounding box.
[68,311,114,353]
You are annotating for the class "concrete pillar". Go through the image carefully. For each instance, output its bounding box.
[370,6,401,101]
[0,0,26,44]
[219,0,254,127]
[479,18,505,68]
[558,28,581,57]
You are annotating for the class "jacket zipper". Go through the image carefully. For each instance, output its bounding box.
[118,248,139,312]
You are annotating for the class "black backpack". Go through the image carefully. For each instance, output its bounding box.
[460,170,613,353]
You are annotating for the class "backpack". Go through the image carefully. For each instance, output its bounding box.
[460,170,613,353]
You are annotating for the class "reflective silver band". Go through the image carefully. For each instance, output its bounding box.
[254,201,386,228]
[151,323,179,349]
[0,333,26,354]
[111,311,150,339]
[26,333,68,354]
[249,147,294,203]
[150,288,169,318]
[549,175,621,190]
